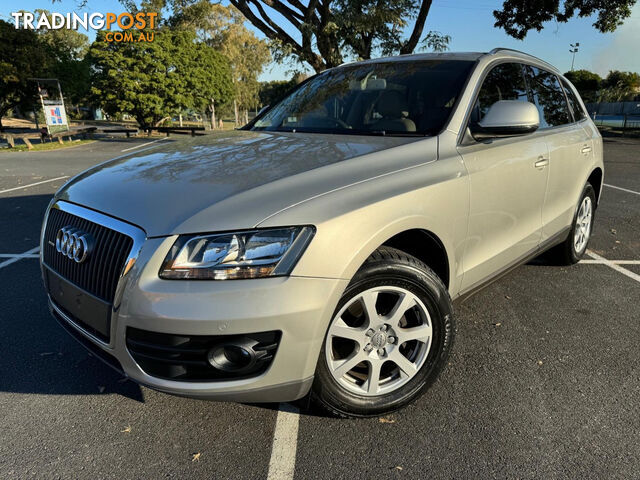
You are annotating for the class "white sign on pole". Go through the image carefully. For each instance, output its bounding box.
[45,104,68,129]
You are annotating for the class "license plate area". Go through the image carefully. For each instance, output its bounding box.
[45,266,112,342]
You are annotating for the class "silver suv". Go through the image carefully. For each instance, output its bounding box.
[41,49,603,417]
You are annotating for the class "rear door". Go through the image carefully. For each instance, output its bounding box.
[458,62,549,292]
[524,66,593,242]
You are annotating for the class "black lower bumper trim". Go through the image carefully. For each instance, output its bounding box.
[52,306,124,375]
[126,327,281,382]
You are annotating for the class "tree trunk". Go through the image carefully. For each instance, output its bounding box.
[234,99,239,127]
[210,99,217,130]
[155,116,170,127]
[179,114,183,127]
[400,0,433,54]
[243,109,248,125]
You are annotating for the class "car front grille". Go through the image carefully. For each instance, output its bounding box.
[43,208,134,303]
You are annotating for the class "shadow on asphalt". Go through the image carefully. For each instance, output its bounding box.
[0,260,145,402]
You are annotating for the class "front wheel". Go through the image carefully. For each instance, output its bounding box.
[311,247,455,418]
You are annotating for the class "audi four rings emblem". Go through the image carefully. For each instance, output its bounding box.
[55,226,94,263]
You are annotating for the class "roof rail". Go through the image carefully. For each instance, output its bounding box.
[487,48,559,72]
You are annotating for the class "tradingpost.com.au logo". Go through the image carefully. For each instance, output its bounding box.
[10,11,157,42]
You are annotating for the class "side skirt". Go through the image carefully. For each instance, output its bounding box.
[453,226,570,306]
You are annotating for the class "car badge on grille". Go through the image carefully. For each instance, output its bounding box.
[55,226,94,264]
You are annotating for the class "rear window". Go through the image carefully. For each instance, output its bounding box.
[561,78,588,121]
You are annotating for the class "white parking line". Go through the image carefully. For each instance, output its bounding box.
[587,250,640,283]
[267,403,300,480]
[0,247,40,269]
[604,183,640,196]
[0,176,69,195]
[580,259,640,265]
[120,137,168,152]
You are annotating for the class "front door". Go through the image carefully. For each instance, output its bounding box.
[458,62,549,292]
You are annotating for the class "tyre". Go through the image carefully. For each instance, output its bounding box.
[549,183,596,265]
[311,246,455,418]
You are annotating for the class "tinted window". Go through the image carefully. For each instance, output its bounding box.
[525,66,571,128]
[252,60,474,136]
[561,78,587,121]
[472,63,529,125]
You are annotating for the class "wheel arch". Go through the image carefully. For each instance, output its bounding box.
[380,229,450,289]
[587,167,603,205]
[338,219,455,292]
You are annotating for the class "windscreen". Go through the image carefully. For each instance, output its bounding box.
[252,60,475,136]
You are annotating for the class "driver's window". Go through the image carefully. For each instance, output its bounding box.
[471,63,529,126]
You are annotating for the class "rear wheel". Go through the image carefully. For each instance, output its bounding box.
[549,183,596,265]
[311,247,454,418]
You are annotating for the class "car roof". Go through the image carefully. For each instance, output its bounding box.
[337,48,561,75]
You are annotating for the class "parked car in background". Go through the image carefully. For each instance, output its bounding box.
[41,48,603,417]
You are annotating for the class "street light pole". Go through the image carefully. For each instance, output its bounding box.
[570,43,580,71]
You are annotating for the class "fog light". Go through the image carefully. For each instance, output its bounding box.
[207,341,257,373]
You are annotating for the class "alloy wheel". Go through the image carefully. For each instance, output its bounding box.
[325,286,433,396]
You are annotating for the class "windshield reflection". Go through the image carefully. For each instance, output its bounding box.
[252,60,474,136]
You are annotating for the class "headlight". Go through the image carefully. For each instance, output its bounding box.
[159,226,315,280]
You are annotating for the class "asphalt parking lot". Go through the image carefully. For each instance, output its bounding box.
[0,136,638,479]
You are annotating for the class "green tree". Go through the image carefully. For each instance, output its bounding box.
[33,10,91,107]
[0,19,52,128]
[88,29,234,127]
[259,77,300,107]
[600,70,640,102]
[494,0,637,39]
[229,0,449,72]
[564,70,602,103]
[199,4,271,125]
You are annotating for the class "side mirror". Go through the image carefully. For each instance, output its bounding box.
[471,100,540,140]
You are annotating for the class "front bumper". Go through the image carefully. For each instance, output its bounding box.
[47,234,348,403]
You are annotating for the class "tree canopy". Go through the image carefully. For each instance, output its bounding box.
[0,20,54,128]
[88,29,234,126]
[32,10,91,105]
[564,69,640,103]
[228,0,449,72]
[199,4,271,113]
[600,70,640,102]
[564,70,602,103]
[494,0,637,40]
[259,75,307,107]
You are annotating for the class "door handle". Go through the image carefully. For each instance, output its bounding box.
[534,157,549,169]
[581,145,592,154]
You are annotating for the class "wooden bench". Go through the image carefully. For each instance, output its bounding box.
[0,126,97,149]
[99,127,139,138]
[145,126,205,137]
